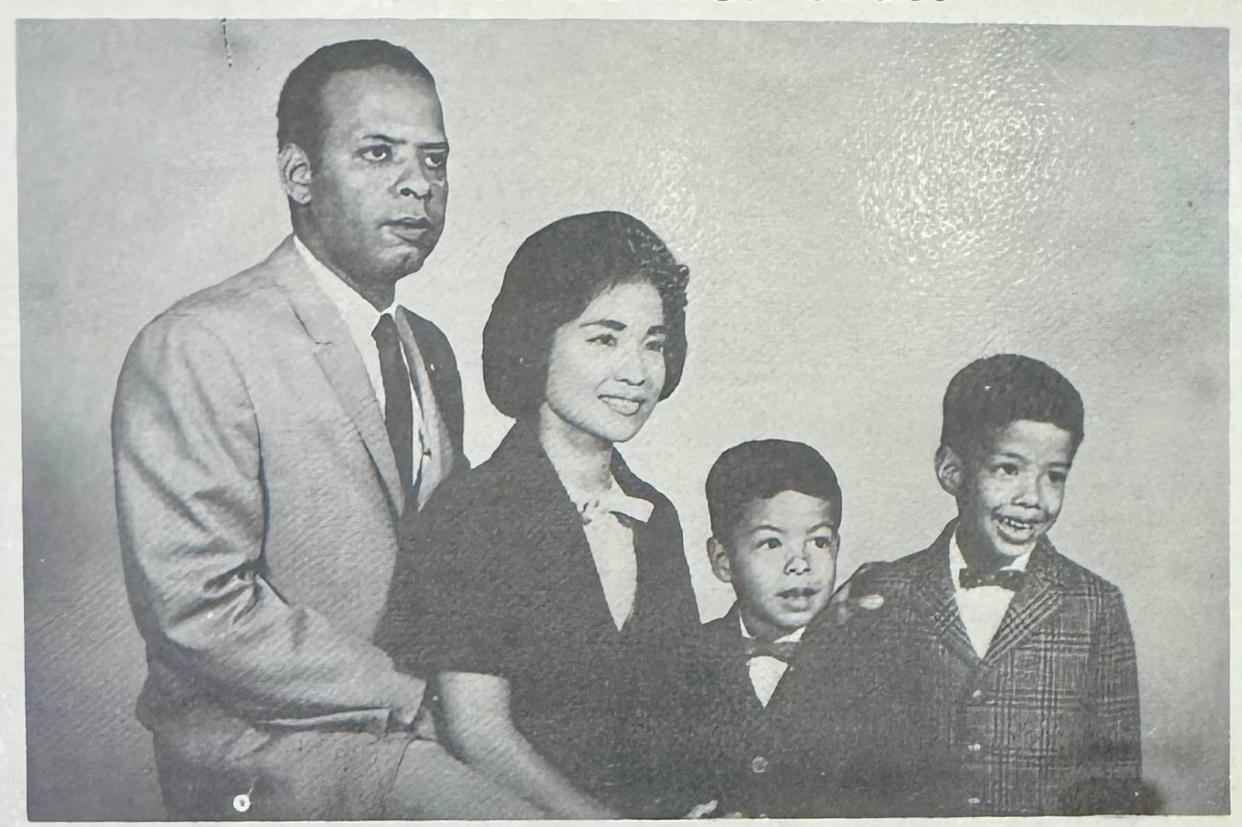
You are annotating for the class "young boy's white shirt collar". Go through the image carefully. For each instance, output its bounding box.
[948,530,1031,658]
[739,615,806,708]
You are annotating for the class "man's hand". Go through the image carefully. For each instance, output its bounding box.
[828,562,885,627]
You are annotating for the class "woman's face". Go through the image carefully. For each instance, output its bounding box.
[542,279,669,446]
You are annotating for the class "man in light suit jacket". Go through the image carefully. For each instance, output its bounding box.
[112,40,542,820]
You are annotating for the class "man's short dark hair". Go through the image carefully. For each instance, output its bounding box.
[277,39,434,165]
[940,353,1085,456]
[482,211,690,420]
[706,439,842,541]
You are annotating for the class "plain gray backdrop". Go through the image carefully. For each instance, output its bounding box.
[19,18,1228,818]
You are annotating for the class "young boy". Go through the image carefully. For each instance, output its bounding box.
[689,439,932,818]
[850,354,1142,816]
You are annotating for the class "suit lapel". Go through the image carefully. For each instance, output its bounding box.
[612,452,671,634]
[496,425,619,634]
[394,308,456,510]
[982,541,1061,664]
[266,236,403,517]
[909,524,979,665]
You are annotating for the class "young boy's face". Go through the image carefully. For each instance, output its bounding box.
[951,419,1075,564]
[709,490,839,641]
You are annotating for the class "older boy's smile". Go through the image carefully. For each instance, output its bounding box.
[995,513,1045,542]
[953,419,1074,566]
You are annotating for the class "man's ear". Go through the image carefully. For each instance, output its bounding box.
[707,537,733,585]
[935,444,965,497]
[278,143,314,206]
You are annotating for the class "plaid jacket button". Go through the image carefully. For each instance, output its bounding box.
[971,688,983,699]
[751,756,769,774]
[966,796,982,806]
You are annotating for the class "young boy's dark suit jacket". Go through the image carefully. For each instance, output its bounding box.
[688,605,938,818]
[850,520,1142,816]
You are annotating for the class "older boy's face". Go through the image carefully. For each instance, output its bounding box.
[955,419,1074,564]
[711,491,839,641]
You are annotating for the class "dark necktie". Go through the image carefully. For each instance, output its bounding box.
[742,639,800,663]
[372,314,413,496]
[959,567,1025,591]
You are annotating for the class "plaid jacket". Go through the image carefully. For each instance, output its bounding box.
[851,521,1142,816]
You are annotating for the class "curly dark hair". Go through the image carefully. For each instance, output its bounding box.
[482,211,690,420]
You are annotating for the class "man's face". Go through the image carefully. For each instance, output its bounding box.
[304,66,448,289]
[709,490,839,641]
[953,419,1075,564]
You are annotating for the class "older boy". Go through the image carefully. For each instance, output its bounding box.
[690,439,932,817]
[851,354,1142,815]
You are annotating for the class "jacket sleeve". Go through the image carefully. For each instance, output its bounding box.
[1063,586,1143,813]
[112,313,423,729]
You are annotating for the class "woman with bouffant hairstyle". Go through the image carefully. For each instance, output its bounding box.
[481,212,689,418]
[379,211,699,817]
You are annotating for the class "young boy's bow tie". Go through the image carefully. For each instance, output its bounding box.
[742,639,800,662]
[959,568,1025,591]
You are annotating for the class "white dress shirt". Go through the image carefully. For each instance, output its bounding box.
[948,532,1032,658]
[739,616,806,708]
[295,237,425,480]
[567,478,653,632]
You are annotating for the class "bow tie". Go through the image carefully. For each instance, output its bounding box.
[742,639,800,662]
[959,567,1025,591]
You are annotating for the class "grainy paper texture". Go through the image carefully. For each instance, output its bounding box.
[4,0,1237,822]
